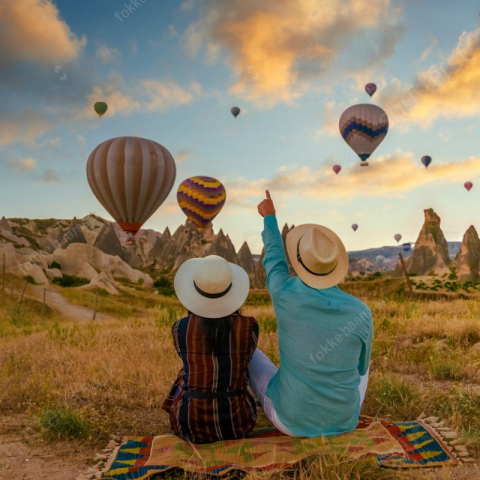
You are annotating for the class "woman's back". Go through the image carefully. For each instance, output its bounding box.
[162,313,259,443]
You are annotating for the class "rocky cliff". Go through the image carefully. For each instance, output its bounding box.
[395,209,451,276]
[455,225,480,282]
[94,223,125,259]
[237,242,256,275]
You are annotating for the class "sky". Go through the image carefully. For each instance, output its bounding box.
[2,0,480,254]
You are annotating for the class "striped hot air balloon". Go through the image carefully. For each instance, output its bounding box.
[339,104,389,166]
[177,176,226,231]
[87,137,176,243]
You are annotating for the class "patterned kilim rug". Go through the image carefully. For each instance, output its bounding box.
[92,416,464,480]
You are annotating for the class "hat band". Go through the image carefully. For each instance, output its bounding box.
[194,281,233,299]
[297,240,337,277]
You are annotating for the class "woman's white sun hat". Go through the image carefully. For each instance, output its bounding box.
[174,255,250,319]
[286,224,349,289]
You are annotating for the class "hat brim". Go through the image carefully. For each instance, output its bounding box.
[286,224,349,289]
[174,259,250,318]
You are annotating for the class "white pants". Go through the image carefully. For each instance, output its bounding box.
[248,349,370,437]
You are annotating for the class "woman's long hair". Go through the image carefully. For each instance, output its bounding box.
[191,311,239,354]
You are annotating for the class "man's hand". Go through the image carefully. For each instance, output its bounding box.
[257,190,276,217]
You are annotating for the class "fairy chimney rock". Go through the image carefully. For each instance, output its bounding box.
[455,225,480,282]
[237,241,256,274]
[0,216,12,235]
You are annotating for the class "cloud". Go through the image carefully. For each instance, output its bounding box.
[225,151,480,208]
[185,0,403,105]
[0,0,86,64]
[8,157,37,172]
[167,25,179,38]
[79,75,202,119]
[34,167,62,184]
[380,29,480,128]
[175,150,191,162]
[96,44,121,64]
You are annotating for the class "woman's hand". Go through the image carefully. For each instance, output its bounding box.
[257,190,276,217]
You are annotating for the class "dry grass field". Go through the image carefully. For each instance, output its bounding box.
[1,275,480,479]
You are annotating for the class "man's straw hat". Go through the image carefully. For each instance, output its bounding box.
[286,224,348,289]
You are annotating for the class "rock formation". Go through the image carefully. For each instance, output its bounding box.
[237,242,256,275]
[396,209,451,276]
[207,230,238,263]
[0,216,13,234]
[454,225,480,282]
[59,217,87,249]
[94,223,125,259]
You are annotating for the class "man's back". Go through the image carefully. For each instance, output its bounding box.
[262,215,373,437]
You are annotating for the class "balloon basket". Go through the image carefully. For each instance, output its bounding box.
[360,162,369,167]
[125,237,136,246]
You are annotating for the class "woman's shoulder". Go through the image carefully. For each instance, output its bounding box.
[233,313,259,327]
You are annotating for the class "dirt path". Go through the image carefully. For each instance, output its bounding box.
[0,416,97,480]
[28,286,111,322]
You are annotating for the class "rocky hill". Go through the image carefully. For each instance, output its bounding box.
[3,210,479,290]
[393,209,480,281]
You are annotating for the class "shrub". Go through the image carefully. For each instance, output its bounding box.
[52,275,90,288]
[39,406,91,440]
[25,275,38,285]
[153,276,175,297]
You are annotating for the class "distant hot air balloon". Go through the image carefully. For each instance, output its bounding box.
[177,176,226,231]
[339,104,388,166]
[421,156,432,169]
[231,107,241,119]
[402,243,411,252]
[365,83,377,97]
[394,234,402,243]
[352,224,359,232]
[376,255,385,263]
[94,102,108,118]
[87,137,176,245]
[465,181,473,192]
[333,165,342,175]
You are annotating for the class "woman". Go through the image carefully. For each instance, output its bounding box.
[162,255,259,444]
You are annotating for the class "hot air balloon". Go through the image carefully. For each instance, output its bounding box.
[465,181,473,192]
[87,137,176,245]
[402,243,411,252]
[376,255,385,263]
[352,224,359,232]
[177,176,226,231]
[231,107,241,119]
[421,156,432,169]
[333,165,342,175]
[94,102,108,118]
[365,83,377,97]
[339,104,388,166]
[394,234,402,243]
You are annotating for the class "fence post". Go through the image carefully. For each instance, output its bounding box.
[43,288,46,320]
[2,253,5,292]
[398,253,413,296]
[18,279,28,306]
[93,291,99,321]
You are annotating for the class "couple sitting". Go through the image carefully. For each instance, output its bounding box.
[162,191,372,443]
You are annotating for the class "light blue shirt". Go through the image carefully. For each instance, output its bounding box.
[262,215,373,437]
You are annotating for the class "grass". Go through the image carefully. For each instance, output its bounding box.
[0,278,479,478]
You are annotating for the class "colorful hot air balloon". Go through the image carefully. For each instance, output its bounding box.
[365,83,377,97]
[465,181,473,192]
[231,107,241,119]
[339,104,388,166]
[421,156,432,168]
[177,176,226,231]
[402,243,411,252]
[352,224,359,232]
[87,137,176,244]
[333,165,342,175]
[394,234,402,243]
[94,102,108,118]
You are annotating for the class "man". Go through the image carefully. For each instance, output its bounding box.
[248,190,372,437]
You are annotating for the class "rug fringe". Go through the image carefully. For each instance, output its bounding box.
[419,415,475,464]
[77,436,123,480]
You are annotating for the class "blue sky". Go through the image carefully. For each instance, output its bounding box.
[2,0,480,253]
